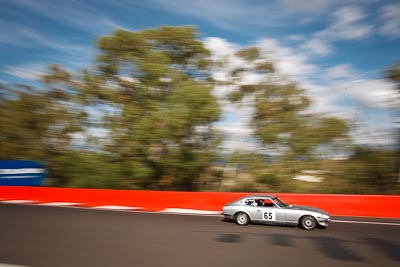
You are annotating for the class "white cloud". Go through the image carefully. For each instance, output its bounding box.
[211,72,230,83]
[301,38,332,56]
[300,80,346,115]
[318,5,373,40]
[378,3,400,38]
[324,64,360,80]
[351,126,397,147]
[87,127,109,138]
[286,34,305,42]
[203,37,248,75]
[216,95,255,127]
[299,77,399,148]
[298,5,374,58]
[219,138,260,152]
[214,125,254,136]
[342,79,400,109]
[212,85,237,99]
[211,87,256,149]
[204,37,239,60]
[304,73,399,114]
[4,64,45,81]
[239,72,265,85]
[257,38,318,78]
[333,5,366,25]
[204,37,256,84]
[301,77,400,118]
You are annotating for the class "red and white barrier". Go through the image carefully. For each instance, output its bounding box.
[1,186,399,218]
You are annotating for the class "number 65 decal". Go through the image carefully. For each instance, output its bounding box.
[263,211,276,221]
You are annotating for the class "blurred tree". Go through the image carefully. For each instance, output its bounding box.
[40,26,220,190]
[1,86,52,160]
[219,47,351,189]
[384,62,400,183]
[385,62,400,88]
[334,148,399,194]
[0,81,86,185]
[228,47,349,160]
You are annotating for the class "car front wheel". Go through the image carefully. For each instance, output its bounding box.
[235,212,250,225]
[300,215,317,230]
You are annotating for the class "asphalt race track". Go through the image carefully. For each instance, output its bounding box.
[0,204,399,267]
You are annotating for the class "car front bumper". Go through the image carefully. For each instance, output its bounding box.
[317,218,331,227]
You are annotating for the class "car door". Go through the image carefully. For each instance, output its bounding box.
[259,199,286,224]
[243,198,262,221]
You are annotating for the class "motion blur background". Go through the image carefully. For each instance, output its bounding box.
[1,0,399,194]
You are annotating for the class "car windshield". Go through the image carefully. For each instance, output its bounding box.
[273,197,289,208]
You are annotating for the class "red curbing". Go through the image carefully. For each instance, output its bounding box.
[0,186,399,218]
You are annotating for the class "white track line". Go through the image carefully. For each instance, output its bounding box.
[39,202,82,206]
[0,264,32,267]
[93,205,143,210]
[1,200,36,204]
[331,219,400,226]
[161,208,221,215]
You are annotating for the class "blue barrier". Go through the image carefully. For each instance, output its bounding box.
[0,160,46,186]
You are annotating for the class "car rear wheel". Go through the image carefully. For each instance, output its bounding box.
[235,212,250,225]
[300,215,317,230]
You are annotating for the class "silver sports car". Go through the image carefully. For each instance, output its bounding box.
[222,195,330,230]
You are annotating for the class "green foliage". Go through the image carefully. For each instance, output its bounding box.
[239,84,260,94]
[229,182,262,193]
[256,173,280,186]
[227,60,349,159]
[0,84,85,161]
[231,67,246,77]
[384,62,400,88]
[383,61,400,190]
[83,26,220,190]
[255,62,274,72]
[47,151,130,188]
[331,148,399,194]
[228,91,243,102]
[236,47,260,61]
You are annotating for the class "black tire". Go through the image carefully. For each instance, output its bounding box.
[300,215,317,230]
[235,212,250,226]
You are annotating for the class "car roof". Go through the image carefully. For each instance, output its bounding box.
[243,195,277,199]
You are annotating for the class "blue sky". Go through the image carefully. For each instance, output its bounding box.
[1,0,399,147]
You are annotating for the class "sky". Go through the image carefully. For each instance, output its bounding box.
[1,0,399,149]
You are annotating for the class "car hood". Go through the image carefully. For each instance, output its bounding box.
[288,205,327,215]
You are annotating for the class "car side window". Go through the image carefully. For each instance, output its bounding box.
[245,199,256,206]
[262,199,275,207]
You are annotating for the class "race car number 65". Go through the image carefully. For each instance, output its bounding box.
[263,211,276,221]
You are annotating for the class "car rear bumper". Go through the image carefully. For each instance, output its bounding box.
[222,213,234,219]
